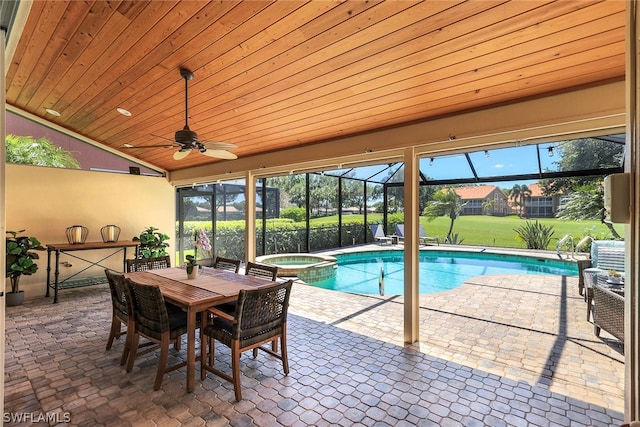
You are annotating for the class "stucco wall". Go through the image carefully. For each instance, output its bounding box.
[5,164,175,300]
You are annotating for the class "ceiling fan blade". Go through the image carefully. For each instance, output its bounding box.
[201,141,237,150]
[123,144,176,149]
[151,134,176,143]
[201,149,238,159]
[173,149,192,160]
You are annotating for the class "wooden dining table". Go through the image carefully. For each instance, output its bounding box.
[124,266,273,392]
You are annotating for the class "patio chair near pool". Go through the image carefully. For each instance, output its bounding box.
[580,240,625,321]
[201,280,293,401]
[395,224,439,246]
[370,224,393,245]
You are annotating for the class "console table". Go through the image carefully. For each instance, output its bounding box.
[46,241,139,303]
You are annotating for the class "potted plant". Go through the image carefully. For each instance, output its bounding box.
[607,269,623,284]
[132,226,170,259]
[6,230,45,306]
[185,254,200,279]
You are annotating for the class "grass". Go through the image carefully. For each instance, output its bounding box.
[418,215,613,249]
[315,213,618,250]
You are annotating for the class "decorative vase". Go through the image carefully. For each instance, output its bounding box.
[6,290,24,307]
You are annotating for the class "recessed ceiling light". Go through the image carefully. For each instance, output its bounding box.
[45,108,61,117]
[116,107,132,116]
[123,143,134,148]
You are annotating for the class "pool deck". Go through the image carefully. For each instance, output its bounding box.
[4,244,624,426]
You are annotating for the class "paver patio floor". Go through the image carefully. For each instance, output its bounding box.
[4,268,625,426]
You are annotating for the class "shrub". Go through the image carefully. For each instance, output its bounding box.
[445,233,465,245]
[514,220,555,249]
[281,207,306,222]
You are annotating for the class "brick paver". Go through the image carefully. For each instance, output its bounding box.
[4,265,625,426]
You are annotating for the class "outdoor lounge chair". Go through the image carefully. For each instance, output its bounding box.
[395,224,439,246]
[370,224,393,245]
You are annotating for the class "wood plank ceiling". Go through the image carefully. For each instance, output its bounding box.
[5,0,625,173]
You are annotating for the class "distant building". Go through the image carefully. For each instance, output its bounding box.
[523,183,561,218]
[454,185,509,216]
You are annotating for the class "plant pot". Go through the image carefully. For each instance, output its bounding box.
[187,268,198,280]
[6,291,24,307]
[608,275,623,284]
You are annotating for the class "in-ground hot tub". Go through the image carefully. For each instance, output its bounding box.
[255,253,337,283]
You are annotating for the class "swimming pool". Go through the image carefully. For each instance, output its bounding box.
[310,250,578,295]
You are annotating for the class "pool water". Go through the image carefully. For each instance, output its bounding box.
[310,250,578,295]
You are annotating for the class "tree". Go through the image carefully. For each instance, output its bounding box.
[482,199,496,215]
[556,183,622,239]
[540,137,624,234]
[423,188,466,242]
[6,134,80,168]
[541,138,623,195]
[508,184,531,217]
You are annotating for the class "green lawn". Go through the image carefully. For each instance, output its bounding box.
[418,215,613,249]
[315,213,619,250]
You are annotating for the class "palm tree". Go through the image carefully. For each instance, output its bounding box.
[519,185,532,217]
[508,184,532,217]
[481,199,496,215]
[424,188,466,243]
[508,184,523,215]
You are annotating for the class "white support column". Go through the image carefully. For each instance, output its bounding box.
[1,24,7,418]
[625,0,640,420]
[403,147,419,344]
[245,171,256,263]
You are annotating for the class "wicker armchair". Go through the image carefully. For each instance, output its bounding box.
[104,269,134,365]
[579,240,625,320]
[213,256,241,273]
[125,255,171,272]
[125,277,189,390]
[200,280,293,401]
[592,284,624,343]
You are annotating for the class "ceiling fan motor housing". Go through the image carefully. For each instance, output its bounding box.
[175,128,199,146]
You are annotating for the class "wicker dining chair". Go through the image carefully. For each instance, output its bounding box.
[125,277,189,390]
[245,261,278,281]
[213,256,241,273]
[104,268,134,365]
[215,261,279,316]
[125,255,171,272]
[200,280,293,401]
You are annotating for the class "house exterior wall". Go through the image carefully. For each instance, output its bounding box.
[6,164,175,299]
[459,187,509,216]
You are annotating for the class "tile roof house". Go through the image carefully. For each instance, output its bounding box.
[453,185,509,216]
[523,183,562,218]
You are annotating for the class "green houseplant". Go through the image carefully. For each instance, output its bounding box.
[6,230,45,306]
[185,254,200,279]
[132,226,170,259]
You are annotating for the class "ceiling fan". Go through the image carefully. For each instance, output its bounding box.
[124,67,237,160]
